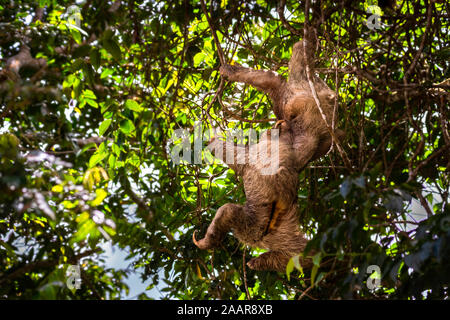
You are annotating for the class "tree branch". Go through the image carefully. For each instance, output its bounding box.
[0,249,100,285]
[277,0,301,36]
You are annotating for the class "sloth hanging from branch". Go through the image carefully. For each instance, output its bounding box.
[193,0,346,272]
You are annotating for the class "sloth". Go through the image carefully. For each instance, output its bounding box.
[193,120,311,272]
[219,39,345,171]
[192,38,344,272]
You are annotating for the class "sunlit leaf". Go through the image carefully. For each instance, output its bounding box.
[125,99,143,113]
[119,119,135,136]
[99,119,112,136]
[91,189,107,206]
[103,38,122,61]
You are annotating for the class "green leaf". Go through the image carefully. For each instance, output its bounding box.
[83,89,96,100]
[193,52,206,67]
[78,142,96,155]
[312,252,322,266]
[310,265,319,287]
[73,77,82,98]
[286,257,294,281]
[52,185,63,193]
[76,211,90,224]
[89,152,108,168]
[99,119,112,136]
[103,28,114,40]
[119,119,135,136]
[71,58,84,72]
[91,189,108,206]
[90,48,101,69]
[82,62,95,85]
[72,219,96,243]
[112,143,121,156]
[108,154,116,168]
[125,99,143,113]
[127,153,141,167]
[70,29,82,44]
[293,255,303,274]
[103,38,122,61]
[85,99,98,108]
[100,68,114,79]
[73,44,91,58]
[316,272,326,286]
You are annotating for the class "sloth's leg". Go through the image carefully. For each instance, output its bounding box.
[219,64,285,98]
[247,251,292,272]
[249,229,310,272]
[193,203,247,250]
[207,138,248,175]
[194,203,271,250]
[247,248,313,272]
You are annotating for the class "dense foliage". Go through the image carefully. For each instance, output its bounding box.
[0,0,449,299]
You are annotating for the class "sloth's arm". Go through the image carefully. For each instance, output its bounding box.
[207,138,249,175]
[220,64,285,97]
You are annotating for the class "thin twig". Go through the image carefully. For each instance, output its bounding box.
[404,2,433,79]
[303,0,352,170]
[0,249,100,285]
[242,246,251,300]
[277,0,301,35]
[199,0,225,66]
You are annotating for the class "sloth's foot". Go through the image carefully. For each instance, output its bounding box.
[192,230,219,250]
[247,251,289,272]
[246,257,262,270]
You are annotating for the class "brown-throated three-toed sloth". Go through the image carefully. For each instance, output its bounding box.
[192,39,343,272]
[193,120,311,272]
[219,39,345,171]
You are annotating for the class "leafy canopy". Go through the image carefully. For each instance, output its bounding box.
[0,0,449,299]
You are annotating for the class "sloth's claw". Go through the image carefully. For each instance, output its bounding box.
[274,120,286,129]
[192,230,200,247]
